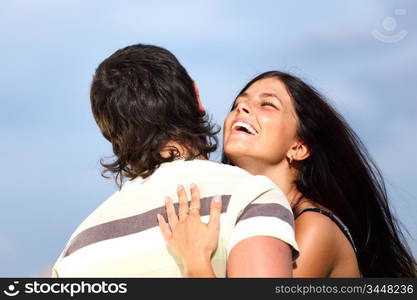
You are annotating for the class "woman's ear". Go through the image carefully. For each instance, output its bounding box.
[288,140,310,162]
[193,81,205,113]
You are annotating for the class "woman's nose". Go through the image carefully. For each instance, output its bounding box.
[236,102,251,115]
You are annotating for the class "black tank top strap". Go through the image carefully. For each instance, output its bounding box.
[295,207,357,253]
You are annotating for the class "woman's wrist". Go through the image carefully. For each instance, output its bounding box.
[183,257,216,277]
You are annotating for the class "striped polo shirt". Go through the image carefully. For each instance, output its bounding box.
[52,159,298,277]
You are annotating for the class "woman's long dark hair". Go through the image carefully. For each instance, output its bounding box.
[222,71,416,277]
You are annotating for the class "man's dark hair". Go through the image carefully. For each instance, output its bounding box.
[90,44,219,188]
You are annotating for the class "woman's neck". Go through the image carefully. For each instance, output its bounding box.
[239,160,301,208]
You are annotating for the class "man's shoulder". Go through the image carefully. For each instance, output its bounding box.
[65,190,122,237]
[181,159,252,176]
[177,160,277,189]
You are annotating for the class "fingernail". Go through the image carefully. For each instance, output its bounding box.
[165,196,170,203]
[177,185,183,191]
[190,183,196,189]
[214,195,221,203]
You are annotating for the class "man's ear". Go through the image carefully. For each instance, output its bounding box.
[193,81,205,113]
[288,140,310,162]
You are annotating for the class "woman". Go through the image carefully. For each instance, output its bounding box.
[158,71,417,277]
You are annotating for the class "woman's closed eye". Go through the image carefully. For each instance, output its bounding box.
[261,101,278,109]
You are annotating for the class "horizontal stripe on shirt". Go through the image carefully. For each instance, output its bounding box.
[236,203,294,228]
[63,197,294,258]
[63,195,231,257]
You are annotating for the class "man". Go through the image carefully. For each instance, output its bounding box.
[52,44,298,277]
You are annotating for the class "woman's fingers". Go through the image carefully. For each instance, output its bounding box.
[157,213,172,241]
[208,195,222,231]
[158,187,221,274]
[189,183,201,217]
[177,185,189,221]
[165,196,178,229]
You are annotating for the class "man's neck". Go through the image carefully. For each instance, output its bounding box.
[160,140,207,160]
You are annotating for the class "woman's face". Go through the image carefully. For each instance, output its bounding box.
[223,77,299,168]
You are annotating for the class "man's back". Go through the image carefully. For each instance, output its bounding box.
[52,159,298,277]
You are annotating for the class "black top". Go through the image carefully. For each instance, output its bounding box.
[295,207,357,253]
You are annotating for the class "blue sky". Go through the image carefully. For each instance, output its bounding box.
[0,0,416,276]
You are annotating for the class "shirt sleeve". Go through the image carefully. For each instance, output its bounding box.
[225,175,299,260]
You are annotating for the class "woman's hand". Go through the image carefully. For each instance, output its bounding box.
[157,184,222,277]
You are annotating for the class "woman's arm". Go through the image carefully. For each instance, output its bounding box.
[157,184,293,277]
[227,236,293,277]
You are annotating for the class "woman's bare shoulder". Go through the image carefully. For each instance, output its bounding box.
[295,205,339,244]
[292,199,360,277]
[292,200,342,277]
[294,200,338,234]
[295,202,340,258]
